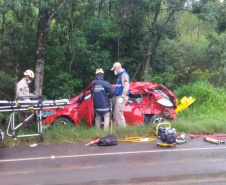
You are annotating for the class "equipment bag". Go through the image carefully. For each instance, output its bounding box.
[97,134,117,146]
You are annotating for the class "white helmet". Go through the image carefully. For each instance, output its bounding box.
[95,68,104,74]
[24,70,35,78]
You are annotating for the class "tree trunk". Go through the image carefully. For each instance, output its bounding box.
[21,0,28,46]
[69,0,75,75]
[15,0,28,93]
[117,34,120,61]
[98,0,105,19]
[34,0,67,95]
[143,1,161,81]
[143,4,176,81]
[34,12,46,95]
[0,12,5,70]
[132,61,144,82]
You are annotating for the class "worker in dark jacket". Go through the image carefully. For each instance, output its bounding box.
[92,68,115,130]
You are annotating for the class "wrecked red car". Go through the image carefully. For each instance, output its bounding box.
[42,82,177,127]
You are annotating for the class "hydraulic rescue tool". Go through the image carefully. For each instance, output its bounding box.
[204,137,225,144]
[155,122,177,147]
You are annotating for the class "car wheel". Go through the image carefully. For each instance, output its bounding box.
[149,115,167,125]
[53,117,73,126]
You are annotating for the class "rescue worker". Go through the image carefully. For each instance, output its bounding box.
[111,62,130,127]
[16,70,35,100]
[16,70,35,127]
[92,68,115,130]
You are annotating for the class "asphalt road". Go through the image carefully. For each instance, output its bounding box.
[1,136,226,185]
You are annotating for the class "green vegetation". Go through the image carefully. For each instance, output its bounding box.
[0,1,226,146]
[1,81,226,147]
[176,81,226,118]
[0,123,154,147]
[1,0,226,98]
[171,81,226,134]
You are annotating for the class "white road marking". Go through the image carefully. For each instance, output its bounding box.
[1,146,226,163]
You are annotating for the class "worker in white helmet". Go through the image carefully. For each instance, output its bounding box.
[16,70,36,127]
[16,69,35,101]
[91,68,115,130]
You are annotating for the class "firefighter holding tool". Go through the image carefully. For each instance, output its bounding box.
[92,68,115,130]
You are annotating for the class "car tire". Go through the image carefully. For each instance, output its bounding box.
[53,117,73,126]
[149,115,167,125]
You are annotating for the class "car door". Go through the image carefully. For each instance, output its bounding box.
[77,82,95,127]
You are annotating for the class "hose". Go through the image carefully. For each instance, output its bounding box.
[185,134,226,139]
[117,127,156,143]
[118,137,155,143]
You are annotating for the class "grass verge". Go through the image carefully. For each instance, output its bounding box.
[1,116,226,147]
[1,81,226,147]
[0,123,155,147]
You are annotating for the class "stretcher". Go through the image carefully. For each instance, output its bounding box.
[0,98,69,141]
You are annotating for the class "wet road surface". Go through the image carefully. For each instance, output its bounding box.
[0,137,226,185]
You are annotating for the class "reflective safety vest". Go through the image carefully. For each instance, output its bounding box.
[115,70,130,96]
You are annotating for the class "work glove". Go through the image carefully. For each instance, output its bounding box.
[118,97,123,104]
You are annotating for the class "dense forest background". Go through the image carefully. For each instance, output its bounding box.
[0,0,225,100]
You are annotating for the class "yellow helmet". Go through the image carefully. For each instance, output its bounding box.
[24,70,35,78]
[95,68,104,74]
